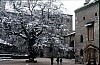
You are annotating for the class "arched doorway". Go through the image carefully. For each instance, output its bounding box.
[70,40,74,47]
[80,49,83,56]
[69,40,75,59]
[84,44,99,65]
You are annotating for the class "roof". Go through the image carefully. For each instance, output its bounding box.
[84,44,99,51]
[85,21,94,27]
[63,32,75,37]
[74,1,99,13]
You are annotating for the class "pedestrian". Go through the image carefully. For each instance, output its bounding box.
[51,57,54,65]
[60,58,62,64]
[56,57,59,64]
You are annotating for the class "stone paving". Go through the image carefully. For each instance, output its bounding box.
[0,58,84,65]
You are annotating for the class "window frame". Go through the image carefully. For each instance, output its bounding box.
[80,49,83,56]
[87,25,94,41]
[80,35,83,43]
[95,12,97,16]
[83,17,85,20]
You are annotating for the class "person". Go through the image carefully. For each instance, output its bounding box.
[51,57,54,65]
[60,58,62,64]
[56,57,59,64]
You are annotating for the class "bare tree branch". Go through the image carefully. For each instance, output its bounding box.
[36,29,43,36]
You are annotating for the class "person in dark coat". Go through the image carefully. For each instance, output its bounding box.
[51,57,54,65]
[56,57,59,64]
[60,58,62,64]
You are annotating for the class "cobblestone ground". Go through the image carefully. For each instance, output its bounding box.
[0,58,84,65]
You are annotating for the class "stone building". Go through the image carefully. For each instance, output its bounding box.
[0,0,5,11]
[63,32,75,59]
[39,13,73,58]
[42,46,59,57]
[75,0,99,64]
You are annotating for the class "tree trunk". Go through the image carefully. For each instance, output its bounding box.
[26,40,37,63]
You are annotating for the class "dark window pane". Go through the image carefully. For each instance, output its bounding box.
[80,35,83,43]
[95,13,97,16]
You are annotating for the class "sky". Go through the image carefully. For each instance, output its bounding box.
[61,0,85,30]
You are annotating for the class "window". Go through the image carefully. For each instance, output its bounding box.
[87,26,94,41]
[70,41,74,47]
[67,19,69,22]
[95,13,97,16]
[83,17,85,20]
[80,49,83,56]
[0,34,1,38]
[80,35,83,43]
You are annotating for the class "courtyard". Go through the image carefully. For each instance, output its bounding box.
[0,58,83,65]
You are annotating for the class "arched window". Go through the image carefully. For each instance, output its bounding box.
[80,49,83,56]
[80,35,83,43]
[70,41,74,47]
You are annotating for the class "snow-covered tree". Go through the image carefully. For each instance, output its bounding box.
[0,0,70,61]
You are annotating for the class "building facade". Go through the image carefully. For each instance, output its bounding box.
[75,0,99,64]
[63,32,75,59]
[0,0,5,11]
[39,13,73,58]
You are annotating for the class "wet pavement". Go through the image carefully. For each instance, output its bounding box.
[0,58,84,65]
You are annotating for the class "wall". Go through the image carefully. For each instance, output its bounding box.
[75,1,99,64]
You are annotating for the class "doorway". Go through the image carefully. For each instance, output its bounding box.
[84,44,99,65]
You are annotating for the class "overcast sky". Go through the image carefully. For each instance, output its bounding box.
[61,0,85,14]
[61,0,85,30]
